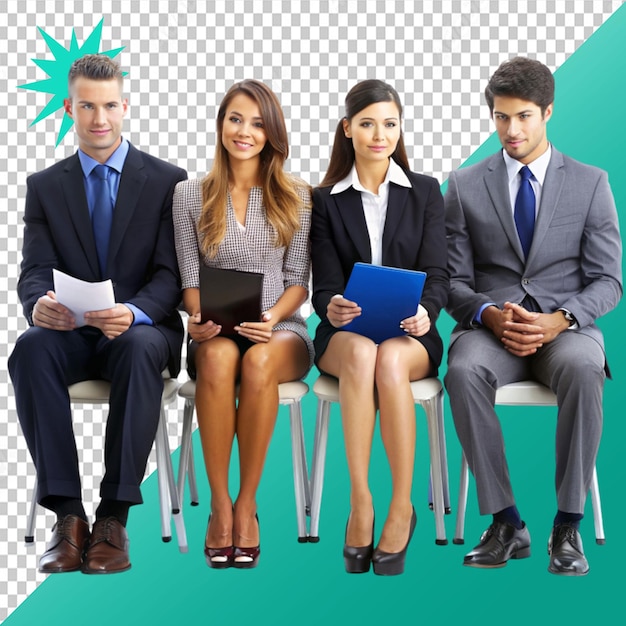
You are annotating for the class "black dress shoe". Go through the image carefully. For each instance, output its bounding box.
[343,514,374,574]
[39,514,90,573]
[548,524,589,576]
[372,506,417,576]
[464,521,531,568]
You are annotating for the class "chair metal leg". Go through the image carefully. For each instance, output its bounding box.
[25,478,38,543]
[308,400,330,542]
[187,441,199,506]
[436,390,451,513]
[159,410,181,514]
[427,391,451,515]
[155,409,188,552]
[288,401,309,542]
[177,398,196,504]
[298,410,312,518]
[155,415,172,543]
[422,391,448,545]
[590,466,605,544]
[171,509,189,554]
[453,453,469,544]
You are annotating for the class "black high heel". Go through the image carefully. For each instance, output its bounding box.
[372,506,417,576]
[343,513,375,574]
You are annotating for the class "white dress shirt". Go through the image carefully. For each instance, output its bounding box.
[330,158,411,266]
[503,144,552,216]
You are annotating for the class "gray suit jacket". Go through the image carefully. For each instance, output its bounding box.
[445,147,622,351]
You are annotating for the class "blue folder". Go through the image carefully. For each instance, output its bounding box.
[342,262,427,344]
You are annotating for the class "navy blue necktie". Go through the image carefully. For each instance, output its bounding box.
[91,164,113,275]
[514,165,535,259]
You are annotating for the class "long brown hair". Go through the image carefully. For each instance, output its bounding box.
[320,79,410,187]
[198,79,306,257]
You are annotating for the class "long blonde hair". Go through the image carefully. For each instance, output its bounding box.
[199,80,305,256]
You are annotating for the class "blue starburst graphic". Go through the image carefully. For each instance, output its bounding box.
[18,18,126,147]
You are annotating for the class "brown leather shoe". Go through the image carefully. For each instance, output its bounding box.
[39,514,90,573]
[82,517,131,574]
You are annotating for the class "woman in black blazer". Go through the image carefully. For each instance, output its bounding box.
[311,80,449,576]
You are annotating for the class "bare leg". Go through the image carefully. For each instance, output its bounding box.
[318,332,377,547]
[194,337,240,548]
[376,336,431,553]
[234,331,309,548]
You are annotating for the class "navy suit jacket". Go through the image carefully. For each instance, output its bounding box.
[311,170,449,369]
[17,143,188,376]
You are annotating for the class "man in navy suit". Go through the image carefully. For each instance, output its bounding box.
[8,54,187,574]
[444,57,622,575]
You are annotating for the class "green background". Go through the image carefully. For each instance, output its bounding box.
[6,6,626,625]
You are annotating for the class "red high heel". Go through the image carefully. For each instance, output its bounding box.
[233,514,260,569]
[205,545,234,569]
[204,515,233,569]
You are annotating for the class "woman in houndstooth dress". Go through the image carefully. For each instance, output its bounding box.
[173,80,313,570]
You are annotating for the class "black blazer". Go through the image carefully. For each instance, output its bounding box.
[310,170,449,371]
[17,143,188,376]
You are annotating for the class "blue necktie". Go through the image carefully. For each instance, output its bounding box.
[514,165,535,259]
[91,164,113,275]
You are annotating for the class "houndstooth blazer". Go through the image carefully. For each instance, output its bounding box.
[173,177,314,367]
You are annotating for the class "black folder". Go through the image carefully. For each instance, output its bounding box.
[342,262,427,344]
[199,265,264,334]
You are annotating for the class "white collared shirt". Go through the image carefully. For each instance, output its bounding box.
[503,144,552,217]
[330,158,411,265]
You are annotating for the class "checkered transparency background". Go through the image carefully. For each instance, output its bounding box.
[0,0,621,619]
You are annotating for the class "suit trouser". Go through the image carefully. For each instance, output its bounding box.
[444,328,605,516]
[8,324,170,506]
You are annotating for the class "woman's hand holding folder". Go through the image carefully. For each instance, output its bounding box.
[187,312,222,342]
[327,294,362,328]
[399,304,430,337]
[235,311,274,344]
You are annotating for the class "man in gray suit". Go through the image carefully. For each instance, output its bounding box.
[444,57,622,575]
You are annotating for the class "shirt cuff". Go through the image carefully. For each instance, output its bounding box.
[474,302,497,326]
[125,303,154,326]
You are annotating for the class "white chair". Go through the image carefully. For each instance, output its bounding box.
[25,377,188,552]
[176,379,312,541]
[308,375,451,545]
[453,380,605,545]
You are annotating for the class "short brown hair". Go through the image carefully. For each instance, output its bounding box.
[68,54,123,94]
[485,57,554,115]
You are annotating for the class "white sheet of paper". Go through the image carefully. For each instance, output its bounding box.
[53,269,116,327]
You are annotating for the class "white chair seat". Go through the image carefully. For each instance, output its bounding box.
[493,380,559,405]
